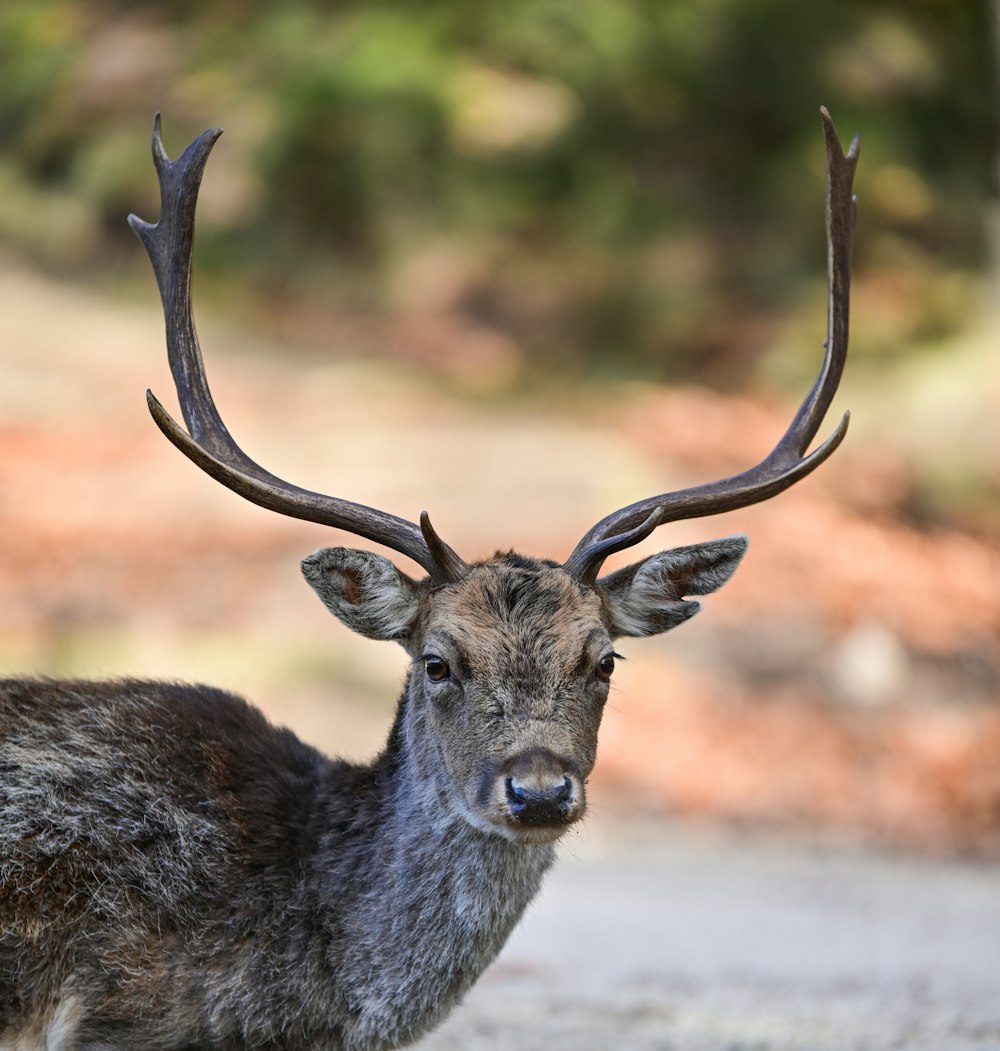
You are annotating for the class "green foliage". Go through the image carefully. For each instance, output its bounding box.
[0,0,994,381]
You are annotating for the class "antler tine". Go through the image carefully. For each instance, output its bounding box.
[564,107,859,583]
[129,115,469,586]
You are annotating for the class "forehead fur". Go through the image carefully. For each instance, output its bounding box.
[422,553,605,669]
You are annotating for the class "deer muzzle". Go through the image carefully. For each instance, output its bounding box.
[495,748,585,834]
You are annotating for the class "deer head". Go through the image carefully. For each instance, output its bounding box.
[128,110,858,844]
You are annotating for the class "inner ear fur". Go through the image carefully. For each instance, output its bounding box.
[598,535,748,638]
[301,548,422,643]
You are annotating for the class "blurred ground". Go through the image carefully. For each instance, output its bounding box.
[2,256,998,857]
[418,815,1000,1050]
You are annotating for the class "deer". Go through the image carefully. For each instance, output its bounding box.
[0,109,858,1051]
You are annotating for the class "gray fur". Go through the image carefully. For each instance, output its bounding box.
[1,544,743,1050]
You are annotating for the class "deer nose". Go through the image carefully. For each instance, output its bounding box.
[497,747,584,829]
[505,773,574,826]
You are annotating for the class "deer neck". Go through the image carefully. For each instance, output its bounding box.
[319,681,557,1050]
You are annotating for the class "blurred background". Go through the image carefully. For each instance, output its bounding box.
[1,0,998,858]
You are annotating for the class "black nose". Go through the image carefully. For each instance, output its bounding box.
[505,775,573,826]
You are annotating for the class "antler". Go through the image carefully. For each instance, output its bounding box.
[128,115,469,586]
[563,107,860,584]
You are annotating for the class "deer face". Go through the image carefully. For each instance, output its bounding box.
[405,556,610,844]
[303,538,746,844]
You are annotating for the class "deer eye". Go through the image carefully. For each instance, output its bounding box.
[423,656,451,683]
[596,653,616,683]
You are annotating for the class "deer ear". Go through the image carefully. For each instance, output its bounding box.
[301,548,422,643]
[597,535,748,638]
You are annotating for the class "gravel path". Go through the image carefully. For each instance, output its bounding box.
[417,819,1000,1050]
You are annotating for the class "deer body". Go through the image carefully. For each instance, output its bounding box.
[0,678,550,1051]
[0,114,858,1049]
[1,550,748,1049]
